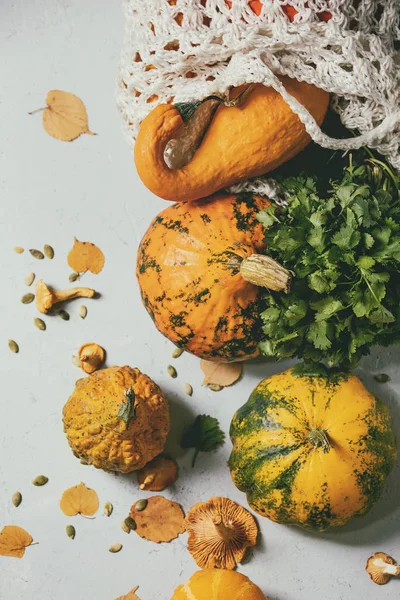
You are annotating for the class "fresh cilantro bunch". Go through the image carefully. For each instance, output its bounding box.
[257,155,400,369]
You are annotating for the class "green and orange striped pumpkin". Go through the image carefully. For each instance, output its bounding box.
[136,192,290,362]
[229,367,397,531]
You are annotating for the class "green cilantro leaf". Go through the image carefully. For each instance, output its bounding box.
[181,415,225,467]
[257,151,400,369]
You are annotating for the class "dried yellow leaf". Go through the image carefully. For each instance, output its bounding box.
[115,586,141,600]
[200,360,243,387]
[60,482,99,517]
[0,525,34,558]
[40,90,95,141]
[68,237,105,275]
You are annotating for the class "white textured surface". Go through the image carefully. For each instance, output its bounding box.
[0,2,400,600]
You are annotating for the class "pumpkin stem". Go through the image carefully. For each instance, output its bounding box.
[308,429,331,453]
[240,254,292,292]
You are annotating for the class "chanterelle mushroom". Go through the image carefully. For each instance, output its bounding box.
[137,455,178,491]
[366,552,400,585]
[35,279,96,313]
[185,496,258,570]
[77,343,105,374]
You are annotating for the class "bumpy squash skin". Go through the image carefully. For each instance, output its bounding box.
[171,570,267,600]
[135,78,329,202]
[63,366,170,473]
[229,369,397,531]
[136,193,269,362]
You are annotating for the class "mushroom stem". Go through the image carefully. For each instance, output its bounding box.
[212,518,234,542]
[308,429,331,453]
[240,254,292,292]
[140,474,156,490]
[52,287,96,303]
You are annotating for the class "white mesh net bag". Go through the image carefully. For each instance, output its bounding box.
[117,0,400,173]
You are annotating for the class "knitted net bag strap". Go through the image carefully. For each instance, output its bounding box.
[117,0,400,173]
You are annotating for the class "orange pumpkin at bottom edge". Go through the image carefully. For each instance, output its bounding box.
[170,570,268,600]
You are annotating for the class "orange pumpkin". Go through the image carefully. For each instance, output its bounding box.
[135,78,329,202]
[171,570,267,600]
[136,193,291,362]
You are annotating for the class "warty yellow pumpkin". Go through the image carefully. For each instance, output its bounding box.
[63,366,170,473]
[136,192,291,362]
[170,570,267,600]
[134,77,329,202]
[229,367,397,531]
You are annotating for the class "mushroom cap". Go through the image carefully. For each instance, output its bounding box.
[35,279,54,313]
[185,496,258,570]
[78,343,106,374]
[366,552,399,585]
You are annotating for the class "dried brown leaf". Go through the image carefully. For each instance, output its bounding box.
[130,495,185,543]
[115,586,141,600]
[0,525,33,558]
[200,360,243,387]
[60,482,99,517]
[41,90,95,141]
[68,237,105,274]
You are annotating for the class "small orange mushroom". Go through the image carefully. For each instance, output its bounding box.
[366,552,400,585]
[77,343,105,374]
[137,456,178,491]
[35,279,96,314]
[185,496,258,570]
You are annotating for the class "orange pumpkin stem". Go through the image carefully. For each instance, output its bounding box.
[308,428,331,453]
[240,254,291,292]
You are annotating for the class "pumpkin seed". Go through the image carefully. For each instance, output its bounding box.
[208,384,223,392]
[13,246,24,254]
[167,365,177,379]
[121,520,130,534]
[122,517,136,533]
[21,293,35,304]
[8,340,19,353]
[12,492,22,507]
[79,305,87,319]
[109,543,123,553]
[66,525,76,540]
[374,373,391,383]
[29,249,44,260]
[104,502,113,517]
[184,383,193,396]
[69,272,80,282]
[134,499,148,512]
[25,272,35,286]
[43,244,54,259]
[172,347,183,359]
[72,355,81,368]
[34,318,46,331]
[59,310,70,321]
[32,475,48,486]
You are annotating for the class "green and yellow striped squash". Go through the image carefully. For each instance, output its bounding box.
[229,368,397,531]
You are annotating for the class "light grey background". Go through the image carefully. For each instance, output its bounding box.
[0,1,399,599]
